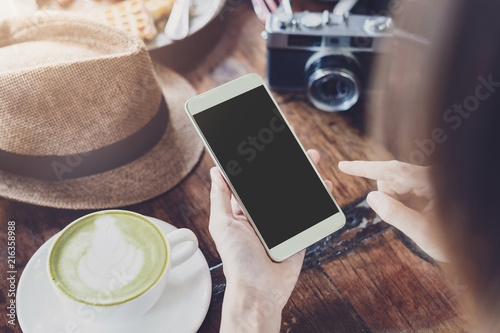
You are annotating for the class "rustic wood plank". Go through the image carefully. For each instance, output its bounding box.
[303,197,389,269]
[198,265,370,333]
[281,268,370,333]
[321,229,469,332]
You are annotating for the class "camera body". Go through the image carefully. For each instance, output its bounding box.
[265,9,391,111]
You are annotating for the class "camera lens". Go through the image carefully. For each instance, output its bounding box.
[305,55,360,112]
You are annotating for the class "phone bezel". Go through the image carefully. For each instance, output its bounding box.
[185,73,345,262]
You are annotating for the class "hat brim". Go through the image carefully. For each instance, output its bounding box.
[0,64,204,209]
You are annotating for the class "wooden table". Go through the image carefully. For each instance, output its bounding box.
[1,2,468,332]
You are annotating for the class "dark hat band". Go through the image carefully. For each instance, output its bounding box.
[0,97,169,182]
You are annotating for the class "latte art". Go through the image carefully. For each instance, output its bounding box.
[77,215,145,291]
[49,212,167,306]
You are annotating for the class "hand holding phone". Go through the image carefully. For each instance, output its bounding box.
[186,73,345,261]
[209,149,333,331]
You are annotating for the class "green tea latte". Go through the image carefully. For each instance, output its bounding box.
[49,211,168,306]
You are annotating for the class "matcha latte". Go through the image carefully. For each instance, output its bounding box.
[48,211,168,306]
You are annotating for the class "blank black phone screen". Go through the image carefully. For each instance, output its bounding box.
[193,86,339,248]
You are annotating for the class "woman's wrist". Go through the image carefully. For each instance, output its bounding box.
[220,282,285,333]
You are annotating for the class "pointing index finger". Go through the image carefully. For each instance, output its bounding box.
[338,160,416,182]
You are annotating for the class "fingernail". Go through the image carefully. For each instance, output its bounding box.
[210,167,218,180]
[338,161,348,169]
[366,191,381,207]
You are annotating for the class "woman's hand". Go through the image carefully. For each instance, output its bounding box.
[339,160,447,262]
[209,149,333,332]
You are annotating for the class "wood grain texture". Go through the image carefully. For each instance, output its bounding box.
[0,2,467,332]
[321,229,469,333]
[281,268,370,333]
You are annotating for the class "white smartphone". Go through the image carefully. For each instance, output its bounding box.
[185,73,345,261]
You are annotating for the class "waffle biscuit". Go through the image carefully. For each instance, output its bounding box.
[145,0,175,22]
[93,0,158,40]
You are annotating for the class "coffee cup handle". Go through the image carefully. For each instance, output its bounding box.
[167,228,198,269]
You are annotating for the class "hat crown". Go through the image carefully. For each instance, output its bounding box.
[0,12,163,156]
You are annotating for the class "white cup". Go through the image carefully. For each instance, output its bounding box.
[46,210,198,324]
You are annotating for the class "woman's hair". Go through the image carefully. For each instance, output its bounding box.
[372,0,500,329]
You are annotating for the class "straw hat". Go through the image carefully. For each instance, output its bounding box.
[0,12,204,209]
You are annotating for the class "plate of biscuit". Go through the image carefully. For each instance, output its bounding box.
[1,0,226,50]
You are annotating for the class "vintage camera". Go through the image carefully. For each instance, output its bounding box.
[264,0,392,112]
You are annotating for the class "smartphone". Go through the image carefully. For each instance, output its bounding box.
[185,73,345,261]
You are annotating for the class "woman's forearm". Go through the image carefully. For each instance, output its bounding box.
[220,283,284,333]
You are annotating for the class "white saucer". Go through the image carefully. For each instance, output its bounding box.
[17,217,212,333]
